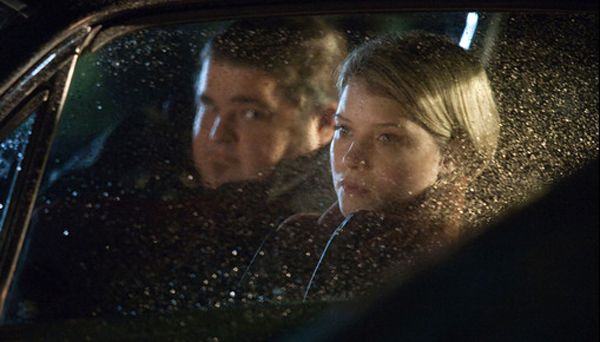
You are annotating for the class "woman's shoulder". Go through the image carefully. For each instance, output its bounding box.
[271,203,342,247]
[275,212,321,237]
[280,211,320,224]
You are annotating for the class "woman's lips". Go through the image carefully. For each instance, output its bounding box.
[341,180,370,195]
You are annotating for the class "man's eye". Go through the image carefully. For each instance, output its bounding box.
[241,109,262,120]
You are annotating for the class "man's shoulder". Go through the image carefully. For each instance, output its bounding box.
[268,146,336,213]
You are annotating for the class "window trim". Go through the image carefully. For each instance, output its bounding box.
[0,55,79,318]
[0,26,94,121]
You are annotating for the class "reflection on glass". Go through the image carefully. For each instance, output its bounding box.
[0,114,36,231]
[459,12,479,49]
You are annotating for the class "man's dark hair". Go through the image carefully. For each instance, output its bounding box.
[199,17,346,114]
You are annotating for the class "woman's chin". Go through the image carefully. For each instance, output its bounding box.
[338,199,376,217]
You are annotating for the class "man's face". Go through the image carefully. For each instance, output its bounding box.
[193,57,308,189]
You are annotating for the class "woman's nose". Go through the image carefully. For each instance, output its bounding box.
[342,141,369,169]
[209,114,237,144]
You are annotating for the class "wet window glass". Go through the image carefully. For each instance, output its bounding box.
[1,11,597,339]
[0,114,36,231]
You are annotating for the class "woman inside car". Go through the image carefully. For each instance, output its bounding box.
[237,32,500,303]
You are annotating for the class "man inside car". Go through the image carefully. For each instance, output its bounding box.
[191,17,345,213]
[127,17,347,312]
[13,17,346,320]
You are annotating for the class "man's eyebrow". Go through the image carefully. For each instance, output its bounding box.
[230,96,271,110]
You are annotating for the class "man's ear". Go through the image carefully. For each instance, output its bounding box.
[314,104,336,146]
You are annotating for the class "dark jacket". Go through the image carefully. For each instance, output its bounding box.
[239,198,457,303]
[9,146,335,320]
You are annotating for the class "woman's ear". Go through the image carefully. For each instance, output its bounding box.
[439,154,456,176]
[438,136,466,179]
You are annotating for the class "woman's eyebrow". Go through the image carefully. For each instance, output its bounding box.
[374,122,403,129]
[198,94,214,105]
[334,114,351,122]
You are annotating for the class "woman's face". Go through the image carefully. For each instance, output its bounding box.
[331,80,444,216]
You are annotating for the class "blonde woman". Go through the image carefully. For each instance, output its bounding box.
[239,32,500,302]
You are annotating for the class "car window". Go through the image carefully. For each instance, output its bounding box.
[0,11,597,339]
[0,114,36,231]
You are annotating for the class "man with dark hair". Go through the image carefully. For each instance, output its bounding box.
[193,18,345,197]
[140,17,345,309]
[131,17,346,311]
[11,18,346,320]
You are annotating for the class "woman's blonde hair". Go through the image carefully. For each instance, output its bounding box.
[337,32,500,177]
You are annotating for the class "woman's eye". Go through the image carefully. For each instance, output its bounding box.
[334,125,349,136]
[377,133,399,144]
[200,102,215,113]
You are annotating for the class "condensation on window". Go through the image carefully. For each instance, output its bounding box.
[0,114,36,231]
[1,12,597,339]
[466,13,599,229]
